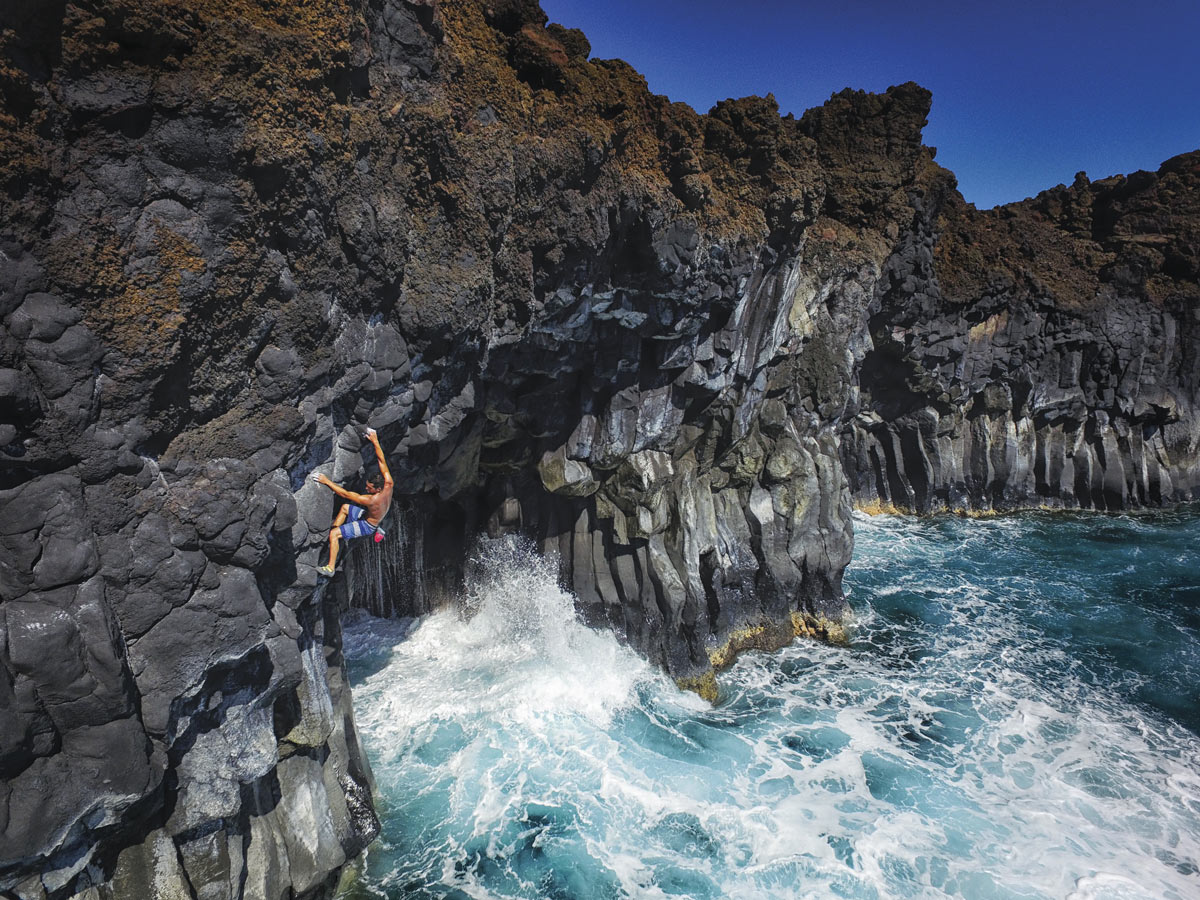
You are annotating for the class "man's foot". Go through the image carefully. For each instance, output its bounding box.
[317,564,335,577]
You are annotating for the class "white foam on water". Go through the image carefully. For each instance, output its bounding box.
[351,540,657,746]
[1066,872,1168,900]
[345,525,1200,900]
[713,514,1200,900]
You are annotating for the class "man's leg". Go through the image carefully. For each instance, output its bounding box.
[321,505,365,574]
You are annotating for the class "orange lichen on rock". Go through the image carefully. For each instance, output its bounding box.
[81,228,203,365]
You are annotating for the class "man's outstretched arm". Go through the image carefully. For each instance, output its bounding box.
[309,472,372,505]
[365,427,393,484]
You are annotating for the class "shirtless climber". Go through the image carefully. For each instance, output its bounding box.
[310,427,394,576]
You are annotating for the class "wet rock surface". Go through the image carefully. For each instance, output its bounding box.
[0,1,1196,898]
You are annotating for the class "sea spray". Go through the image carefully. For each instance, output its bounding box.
[343,515,1200,900]
[353,538,659,735]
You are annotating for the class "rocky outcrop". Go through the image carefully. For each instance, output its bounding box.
[842,153,1200,511]
[0,453,378,899]
[1,0,1197,898]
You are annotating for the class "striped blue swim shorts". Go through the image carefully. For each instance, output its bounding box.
[338,505,378,540]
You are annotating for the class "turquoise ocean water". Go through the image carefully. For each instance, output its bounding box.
[341,509,1200,900]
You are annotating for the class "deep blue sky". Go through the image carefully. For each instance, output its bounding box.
[540,0,1200,209]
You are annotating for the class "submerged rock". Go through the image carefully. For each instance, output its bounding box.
[0,0,1196,898]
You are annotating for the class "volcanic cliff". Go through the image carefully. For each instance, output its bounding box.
[1,0,1197,898]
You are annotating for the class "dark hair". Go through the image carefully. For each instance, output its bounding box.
[364,467,383,489]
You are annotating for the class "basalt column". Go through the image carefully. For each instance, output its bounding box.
[842,154,1200,512]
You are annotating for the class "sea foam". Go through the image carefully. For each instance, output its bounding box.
[343,517,1200,900]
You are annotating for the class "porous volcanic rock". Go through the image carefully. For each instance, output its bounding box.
[842,154,1200,511]
[1,0,1197,898]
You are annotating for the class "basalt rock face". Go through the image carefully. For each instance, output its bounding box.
[1,1,1197,898]
[842,154,1200,512]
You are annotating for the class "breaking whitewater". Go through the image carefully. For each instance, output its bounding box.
[339,509,1200,900]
